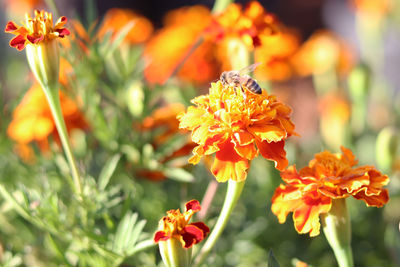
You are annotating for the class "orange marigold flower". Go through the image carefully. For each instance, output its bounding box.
[7,83,88,148]
[97,8,153,44]
[291,30,354,76]
[5,10,70,51]
[207,1,279,49]
[178,81,296,182]
[271,147,389,237]
[144,5,218,85]
[154,200,210,249]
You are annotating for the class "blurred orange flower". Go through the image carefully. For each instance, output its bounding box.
[271,147,389,237]
[137,103,196,181]
[254,27,300,81]
[8,83,88,150]
[154,199,210,249]
[207,1,279,49]
[144,2,283,85]
[97,8,153,44]
[5,0,43,15]
[5,10,70,50]
[291,30,354,76]
[178,81,296,182]
[144,5,218,85]
[319,93,351,149]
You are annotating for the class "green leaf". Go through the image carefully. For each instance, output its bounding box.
[163,168,195,183]
[103,22,135,57]
[98,154,121,191]
[112,212,146,256]
[267,249,280,267]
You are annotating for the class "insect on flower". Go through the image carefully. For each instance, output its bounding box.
[220,63,262,96]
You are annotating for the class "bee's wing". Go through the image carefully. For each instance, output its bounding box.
[238,62,261,75]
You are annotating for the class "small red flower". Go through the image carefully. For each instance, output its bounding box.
[154,200,210,249]
[5,10,70,51]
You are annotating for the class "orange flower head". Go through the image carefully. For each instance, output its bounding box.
[7,83,88,149]
[5,10,70,51]
[271,147,390,237]
[154,200,210,249]
[178,81,296,182]
[97,8,153,44]
[144,5,218,85]
[206,1,279,49]
[292,30,354,76]
[254,27,300,81]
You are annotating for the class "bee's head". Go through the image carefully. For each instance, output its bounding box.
[220,71,227,83]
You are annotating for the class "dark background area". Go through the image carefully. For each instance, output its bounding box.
[78,0,325,38]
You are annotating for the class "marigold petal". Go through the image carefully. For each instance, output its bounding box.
[211,149,249,182]
[256,139,288,171]
[185,200,201,212]
[154,231,169,243]
[56,28,71,37]
[271,184,304,224]
[292,195,331,237]
[180,224,207,248]
[178,106,206,130]
[27,34,44,44]
[353,188,389,207]
[234,143,257,160]
[233,131,254,146]
[340,146,358,166]
[5,21,18,32]
[10,35,27,50]
[248,123,287,142]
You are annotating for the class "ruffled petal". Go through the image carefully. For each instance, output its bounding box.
[211,139,249,182]
[256,139,288,171]
[292,194,331,237]
[248,123,287,142]
[154,231,169,242]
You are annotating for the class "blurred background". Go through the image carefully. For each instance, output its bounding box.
[0,0,399,266]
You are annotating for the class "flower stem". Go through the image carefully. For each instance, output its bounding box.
[321,198,354,267]
[212,0,234,13]
[41,82,83,198]
[193,180,245,266]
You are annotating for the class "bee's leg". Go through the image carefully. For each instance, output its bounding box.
[240,85,247,101]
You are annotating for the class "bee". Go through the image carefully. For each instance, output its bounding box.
[219,63,262,95]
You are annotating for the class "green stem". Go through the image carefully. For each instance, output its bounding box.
[212,0,234,13]
[41,82,83,198]
[193,180,245,267]
[321,199,354,267]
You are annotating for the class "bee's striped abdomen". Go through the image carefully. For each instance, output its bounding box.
[245,78,262,94]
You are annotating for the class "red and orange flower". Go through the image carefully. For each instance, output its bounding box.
[5,10,70,51]
[154,200,209,249]
[271,147,389,237]
[178,81,296,182]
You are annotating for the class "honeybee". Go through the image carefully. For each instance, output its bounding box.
[219,63,262,95]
